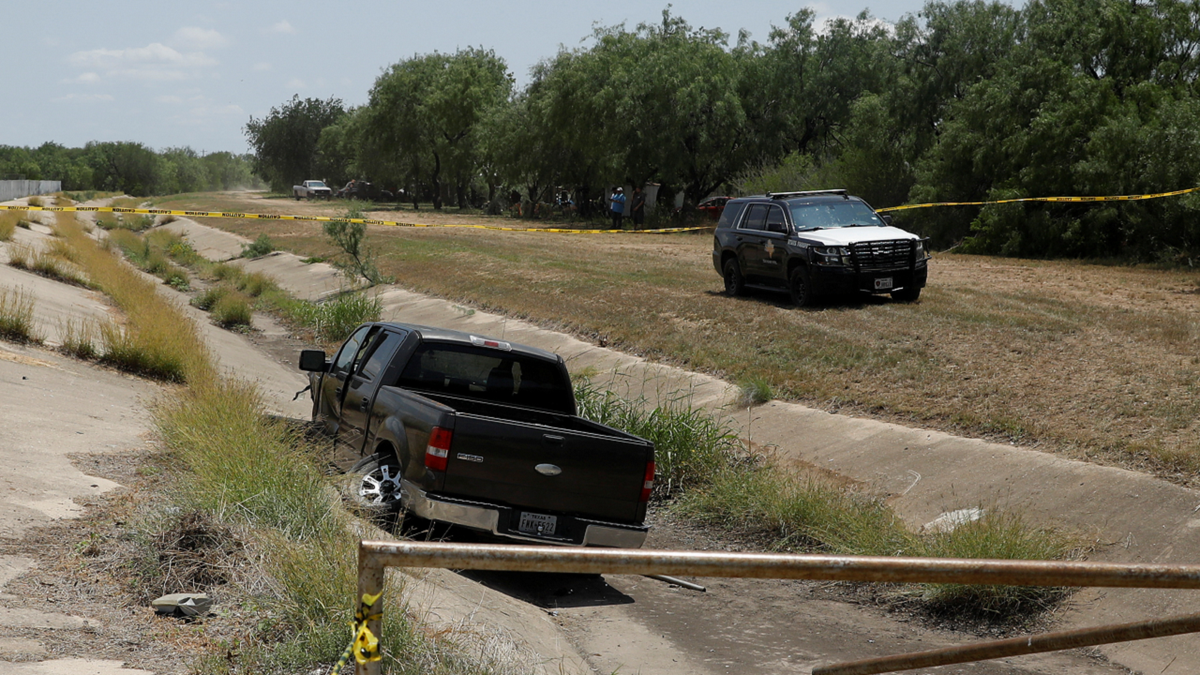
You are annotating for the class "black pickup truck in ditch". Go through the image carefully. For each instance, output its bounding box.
[298,322,655,547]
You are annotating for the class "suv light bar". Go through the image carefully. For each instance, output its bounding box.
[766,189,848,199]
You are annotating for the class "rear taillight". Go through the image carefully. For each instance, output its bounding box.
[424,426,453,472]
[640,461,656,502]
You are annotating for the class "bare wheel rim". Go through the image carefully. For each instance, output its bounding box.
[359,464,403,506]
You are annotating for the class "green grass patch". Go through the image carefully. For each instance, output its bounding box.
[276,291,382,344]
[211,292,253,328]
[0,286,40,343]
[242,233,275,258]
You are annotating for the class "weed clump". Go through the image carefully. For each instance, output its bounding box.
[58,318,99,360]
[242,233,275,258]
[212,293,253,328]
[0,287,40,343]
[280,291,382,344]
[0,211,18,241]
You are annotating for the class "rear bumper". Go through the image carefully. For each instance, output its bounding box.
[403,480,649,548]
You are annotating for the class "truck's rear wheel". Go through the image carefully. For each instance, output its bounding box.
[351,454,405,511]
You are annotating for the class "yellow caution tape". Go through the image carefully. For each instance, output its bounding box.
[875,186,1200,213]
[330,591,384,674]
[0,204,708,235]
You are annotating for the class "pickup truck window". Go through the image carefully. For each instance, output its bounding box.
[333,325,372,374]
[397,343,574,413]
[359,331,405,381]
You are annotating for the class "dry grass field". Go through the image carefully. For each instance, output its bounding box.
[156,192,1200,482]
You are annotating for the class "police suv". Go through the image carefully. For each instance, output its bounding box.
[712,190,930,306]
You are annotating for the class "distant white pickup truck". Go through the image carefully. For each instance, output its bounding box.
[293,180,332,200]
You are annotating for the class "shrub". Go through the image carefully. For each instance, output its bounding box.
[192,286,229,311]
[6,242,34,268]
[58,318,99,359]
[0,212,18,241]
[280,292,382,343]
[238,271,274,297]
[27,196,44,207]
[95,212,120,230]
[0,286,40,343]
[242,233,275,258]
[212,293,253,328]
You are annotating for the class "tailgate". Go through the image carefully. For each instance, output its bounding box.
[440,413,651,523]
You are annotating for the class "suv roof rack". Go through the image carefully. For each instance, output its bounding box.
[765,189,848,199]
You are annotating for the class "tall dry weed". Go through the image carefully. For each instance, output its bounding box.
[0,286,40,343]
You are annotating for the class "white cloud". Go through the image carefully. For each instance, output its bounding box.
[253,62,273,72]
[171,27,227,50]
[72,72,101,84]
[156,95,184,104]
[52,93,114,103]
[66,42,218,83]
[268,20,296,34]
[286,77,307,89]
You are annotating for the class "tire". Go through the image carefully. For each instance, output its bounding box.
[350,454,405,511]
[891,286,922,302]
[789,266,816,307]
[722,258,745,296]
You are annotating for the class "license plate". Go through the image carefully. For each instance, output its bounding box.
[874,277,893,290]
[518,512,557,536]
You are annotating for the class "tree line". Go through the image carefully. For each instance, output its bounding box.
[0,142,260,197]
[247,0,1200,261]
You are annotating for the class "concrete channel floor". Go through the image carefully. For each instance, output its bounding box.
[166,215,1200,675]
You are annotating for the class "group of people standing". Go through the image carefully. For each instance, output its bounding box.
[609,186,646,229]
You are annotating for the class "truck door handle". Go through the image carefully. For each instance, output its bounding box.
[543,434,564,445]
[335,387,343,398]
[358,398,369,412]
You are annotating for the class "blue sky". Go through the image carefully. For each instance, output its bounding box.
[6,1,951,155]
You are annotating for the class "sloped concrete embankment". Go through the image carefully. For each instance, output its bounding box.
[166,218,1200,675]
[0,205,588,675]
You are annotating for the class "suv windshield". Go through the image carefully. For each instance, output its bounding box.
[789,200,883,231]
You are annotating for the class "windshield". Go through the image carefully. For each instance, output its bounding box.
[310,181,327,188]
[789,200,883,230]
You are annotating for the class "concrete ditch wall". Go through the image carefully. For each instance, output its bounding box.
[0,180,62,202]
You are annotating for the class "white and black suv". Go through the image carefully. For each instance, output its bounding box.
[712,189,930,306]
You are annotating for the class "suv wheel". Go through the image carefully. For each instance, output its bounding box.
[891,286,921,302]
[723,259,745,296]
[790,266,816,307]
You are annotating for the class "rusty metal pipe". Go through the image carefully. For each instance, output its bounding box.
[812,612,1200,675]
[361,540,1200,589]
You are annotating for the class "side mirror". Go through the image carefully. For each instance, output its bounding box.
[881,214,894,226]
[299,349,329,372]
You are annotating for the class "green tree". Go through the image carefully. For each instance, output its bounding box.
[364,48,512,209]
[244,95,346,192]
